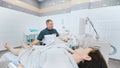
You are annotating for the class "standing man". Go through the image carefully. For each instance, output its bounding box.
[30,19,59,46]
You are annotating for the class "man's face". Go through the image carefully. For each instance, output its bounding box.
[46,21,54,30]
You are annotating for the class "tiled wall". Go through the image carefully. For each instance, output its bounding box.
[39,6,120,60]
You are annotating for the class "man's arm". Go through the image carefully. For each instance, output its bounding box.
[30,39,40,45]
[30,30,44,46]
[54,29,66,41]
[54,29,59,37]
[58,33,69,42]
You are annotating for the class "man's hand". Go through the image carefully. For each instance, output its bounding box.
[29,44,34,48]
[30,40,40,46]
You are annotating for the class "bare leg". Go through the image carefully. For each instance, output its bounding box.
[4,43,24,56]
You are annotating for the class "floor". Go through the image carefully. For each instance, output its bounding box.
[108,59,120,68]
[0,50,120,68]
[0,50,9,68]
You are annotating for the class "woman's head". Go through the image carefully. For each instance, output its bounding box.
[74,47,108,68]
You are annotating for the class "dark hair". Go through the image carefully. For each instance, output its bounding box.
[46,19,53,24]
[78,48,108,68]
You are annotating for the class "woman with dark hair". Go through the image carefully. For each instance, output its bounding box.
[77,48,108,68]
[3,42,108,68]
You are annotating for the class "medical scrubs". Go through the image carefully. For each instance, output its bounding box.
[37,28,59,45]
[37,28,59,41]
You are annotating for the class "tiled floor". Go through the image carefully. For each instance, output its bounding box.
[0,51,120,68]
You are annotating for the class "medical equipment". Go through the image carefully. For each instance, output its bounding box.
[86,17,100,40]
[79,17,110,63]
[109,45,117,55]
[61,19,70,34]
[24,29,39,45]
[66,34,79,50]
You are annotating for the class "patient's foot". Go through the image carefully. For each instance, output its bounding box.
[4,43,12,50]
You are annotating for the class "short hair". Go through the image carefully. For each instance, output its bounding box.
[46,19,53,24]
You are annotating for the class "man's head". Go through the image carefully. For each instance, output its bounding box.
[46,19,54,30]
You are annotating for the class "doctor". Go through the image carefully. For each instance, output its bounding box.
[30,19,59,46]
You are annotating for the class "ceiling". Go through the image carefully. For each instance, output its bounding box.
[1,0,120,16]
[2,0,100,13]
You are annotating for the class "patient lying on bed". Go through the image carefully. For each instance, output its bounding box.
[4,41,108,68]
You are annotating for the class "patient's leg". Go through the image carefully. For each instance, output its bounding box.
[5,43,24,56]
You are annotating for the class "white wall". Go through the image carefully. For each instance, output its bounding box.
[39,6,120,60]
[0,7,41,51]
